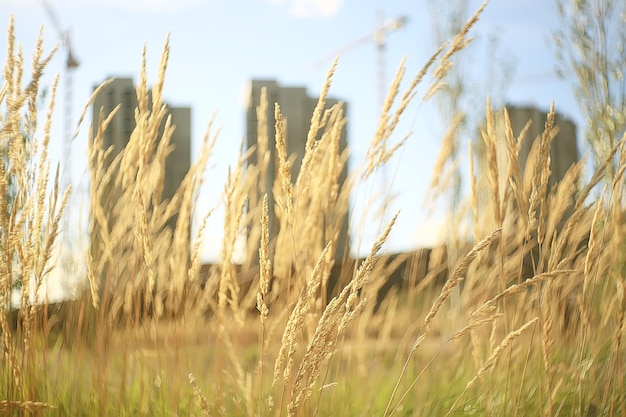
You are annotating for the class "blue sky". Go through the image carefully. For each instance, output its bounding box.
[1,0,581,265]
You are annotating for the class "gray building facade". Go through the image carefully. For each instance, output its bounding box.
[91,77,191,209]
[90,77,191,280]
[245,79,350,262]
[505,105,579,190]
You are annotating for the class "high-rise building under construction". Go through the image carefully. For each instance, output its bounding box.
[245,79,350,263]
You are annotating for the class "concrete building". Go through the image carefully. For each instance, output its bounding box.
[245,79,350,262]
[505,105,579,190]
[90,77,191,280]
[481,105,579,202]
[91,77,191,211]
[476,104,579,238]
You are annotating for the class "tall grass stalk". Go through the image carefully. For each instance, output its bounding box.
[2,3,626,415]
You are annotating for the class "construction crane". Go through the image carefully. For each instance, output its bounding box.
[307,13,408,109]
[306,13,408,231]
[41,0,80,194]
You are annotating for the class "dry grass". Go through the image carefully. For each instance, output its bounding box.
[1,2,626,416]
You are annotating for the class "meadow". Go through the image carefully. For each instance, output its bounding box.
[1,3,625,416]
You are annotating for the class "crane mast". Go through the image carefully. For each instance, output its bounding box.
[307,14,407,109]
[306,13,408,228]
[41,0,80,196]
[373,13,407,109]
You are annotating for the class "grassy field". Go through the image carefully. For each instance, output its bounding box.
[1,3,626,416]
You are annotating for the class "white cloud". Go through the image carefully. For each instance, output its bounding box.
[9,0,340,17]
[290,0,343,18]
[94,0,203,13]
[259,0,288,5]
[258,0,343,19]
[5,0,203,14]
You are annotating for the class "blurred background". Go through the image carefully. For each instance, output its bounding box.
[0,0,583,299]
